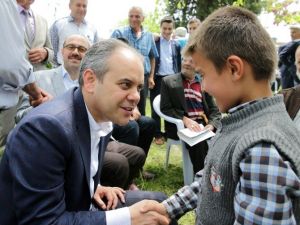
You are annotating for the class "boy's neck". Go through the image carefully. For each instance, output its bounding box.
[239,79,273,105]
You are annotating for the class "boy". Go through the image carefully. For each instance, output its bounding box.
[150,16,181,145]
[143,6,300,224]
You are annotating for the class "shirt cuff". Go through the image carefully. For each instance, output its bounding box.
[106,207,131,225]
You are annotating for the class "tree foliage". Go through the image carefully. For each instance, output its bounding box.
[263,0,300,25]
[164,0,265,27]
[164,0,300,27]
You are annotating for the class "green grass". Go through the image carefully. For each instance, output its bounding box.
[134,98,196,225]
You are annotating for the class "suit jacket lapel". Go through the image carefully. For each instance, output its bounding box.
[171,74,187,111]
[73,88,91,189]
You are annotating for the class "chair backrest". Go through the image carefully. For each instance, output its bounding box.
[152,95,184,130]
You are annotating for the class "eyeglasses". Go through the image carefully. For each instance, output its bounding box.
[63,44,87,53]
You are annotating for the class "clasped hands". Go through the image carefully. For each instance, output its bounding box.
[129,200,171,225]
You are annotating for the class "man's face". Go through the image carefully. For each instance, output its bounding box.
[69,0,87,22]
[17,0,34,10]
[188,22,199,34]
[160,22,173,40]
[61,36,89,70]
[128,8,144,30]
[84,48,144,125]
[192,52,238,113]
[181,56,196,79]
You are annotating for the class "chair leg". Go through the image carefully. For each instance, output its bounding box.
[165,142,171,169]
[181,142,194,185]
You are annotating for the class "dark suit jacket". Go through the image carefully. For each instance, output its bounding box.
[154,37,181,75]
[0,87,110,225]
[160,73,221,139]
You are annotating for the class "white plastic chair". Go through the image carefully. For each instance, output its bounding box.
[152,95,194,185]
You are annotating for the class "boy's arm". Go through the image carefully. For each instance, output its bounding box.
[162,170,203,219]
[234,143,300,224]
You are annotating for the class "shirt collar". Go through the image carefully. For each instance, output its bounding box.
[182,73,201,84]
[68,15,87,24]
[227,98,269,114]
[129,25,144,34]
[85,105,113,138]
[62,66,68,79]
[160,36,171,43]
[18,5,32,16]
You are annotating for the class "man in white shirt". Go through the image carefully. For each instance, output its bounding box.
[0,38,174,225]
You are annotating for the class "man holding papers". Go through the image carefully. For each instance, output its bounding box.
[160,55,221,173]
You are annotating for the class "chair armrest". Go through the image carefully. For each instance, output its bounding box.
[153,95,185,130]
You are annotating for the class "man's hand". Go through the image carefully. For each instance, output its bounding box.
[129,200,170,225]
[183,116,204,132]
[93,185,125,210]
[23,83,53,107]
[148,76,155,89]
[28,47,48,64]
[130,107,141,121]
[29,88,53,107]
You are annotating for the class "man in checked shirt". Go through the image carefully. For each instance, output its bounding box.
[141,6,300,225]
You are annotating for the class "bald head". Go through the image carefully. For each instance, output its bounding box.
[128,6,145,31]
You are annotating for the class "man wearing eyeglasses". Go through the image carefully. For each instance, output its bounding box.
[16,34,89,120]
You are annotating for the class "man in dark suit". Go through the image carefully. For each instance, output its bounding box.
[160,55,221,173]
[150,16,181,145]
[15,34,146,191]
[0,39,171,225]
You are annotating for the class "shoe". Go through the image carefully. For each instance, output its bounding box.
[142,171,155,180]
[128,183,139,191]
[154,137,165,145]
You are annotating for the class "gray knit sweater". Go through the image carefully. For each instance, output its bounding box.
[196,95,300,225]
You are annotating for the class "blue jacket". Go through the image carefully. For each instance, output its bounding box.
[0,87,111,225]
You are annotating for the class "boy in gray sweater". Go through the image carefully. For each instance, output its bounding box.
[142,6,300,225]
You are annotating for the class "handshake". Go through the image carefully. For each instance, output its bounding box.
[129,200,172,225]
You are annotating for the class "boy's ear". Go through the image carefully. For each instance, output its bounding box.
[226,55,244,81]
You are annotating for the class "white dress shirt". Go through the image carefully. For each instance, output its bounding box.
[85,106,131,225]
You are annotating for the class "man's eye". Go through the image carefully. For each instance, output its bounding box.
[119,82,130,89]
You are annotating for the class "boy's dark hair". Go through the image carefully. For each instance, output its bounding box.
[160,16,174,27]
[185,6,277,81]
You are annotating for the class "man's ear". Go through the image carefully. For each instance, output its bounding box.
[82,69,97,93]
[226,55,244,81]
